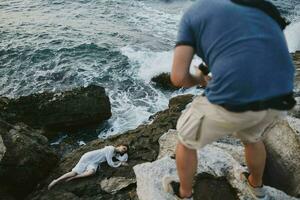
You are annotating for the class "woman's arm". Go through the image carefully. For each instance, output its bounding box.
[106,147,122,168]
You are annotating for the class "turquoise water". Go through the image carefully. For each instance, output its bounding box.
[1,0,300,141]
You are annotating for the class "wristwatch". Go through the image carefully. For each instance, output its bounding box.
[198,63,210,76]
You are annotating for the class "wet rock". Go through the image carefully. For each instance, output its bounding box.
[0,120,58,199]
[0,85,111,138]
[263,117,300,197]
[151,72,180,91]
[100,177,136,194]
[27,94,193,200]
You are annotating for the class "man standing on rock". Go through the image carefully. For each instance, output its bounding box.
[163,0,295,200]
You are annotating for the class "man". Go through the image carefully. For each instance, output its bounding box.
[162,0,295,200]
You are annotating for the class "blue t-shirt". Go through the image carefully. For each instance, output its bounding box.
[177,0,295,105]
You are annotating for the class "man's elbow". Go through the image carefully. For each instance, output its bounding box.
[170,73,184,88]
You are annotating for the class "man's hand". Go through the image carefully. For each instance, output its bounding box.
[193,65,210,87]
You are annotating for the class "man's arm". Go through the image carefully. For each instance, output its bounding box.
[171,46,207,88]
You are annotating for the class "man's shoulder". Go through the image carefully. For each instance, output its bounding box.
[182,0,233,23]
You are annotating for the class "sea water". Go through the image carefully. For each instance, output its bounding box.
[1,0,300,143]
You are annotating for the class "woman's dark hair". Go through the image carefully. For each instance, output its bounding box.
[113,144,129,162]
[115,144,129,156]
[117,144,129,152]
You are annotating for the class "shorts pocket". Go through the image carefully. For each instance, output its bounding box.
[177,107,205,143]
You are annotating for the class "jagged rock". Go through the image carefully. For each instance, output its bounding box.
[158,129,245,165]
[158,129,177,159]
[27,94,193,200]
[212,142,245,166]
[0,85,111,138]
[26,91,300,200]
[289,97,300,118]
[100,177,136,194]
[0,134,6,162]
[151,72,180,91]
[0,120,58,199]
[134,145,297,200]
[135,122,300,200]
[286,51,300,116]
[293,51,300,90]
[263,117,300,197]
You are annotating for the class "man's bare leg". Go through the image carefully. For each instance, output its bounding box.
[176,142,197,198]
[65,169,95,182]
[48,171,77,190]
[244,141,266,187]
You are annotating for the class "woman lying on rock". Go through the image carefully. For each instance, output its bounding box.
[48,144,129,190]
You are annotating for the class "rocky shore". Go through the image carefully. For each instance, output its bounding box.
[0,85,111,139]
[0,51,299,200]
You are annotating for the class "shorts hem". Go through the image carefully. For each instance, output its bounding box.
[177,134,201,150]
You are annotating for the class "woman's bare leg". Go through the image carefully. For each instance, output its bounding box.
[65,169,95,182]
[48,171,77,190]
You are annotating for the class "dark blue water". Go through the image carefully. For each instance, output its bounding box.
[1,0,300,142]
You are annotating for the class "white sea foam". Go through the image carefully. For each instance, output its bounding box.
[99,86,169,138]
[121,46,202,82]
[285,21,300,53]
[120,47,173,82]
[98,46,203,138]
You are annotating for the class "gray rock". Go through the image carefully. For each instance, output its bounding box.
[212,142,245,166]
[0,120,58,199]
[157,129,245,165]
[134,144,297,200]
[0,85,111,138]
[158,129,177,159]
[293,51,300,90]
[100,177,136,194]
[0,134,5,162]
[263,117,300,197]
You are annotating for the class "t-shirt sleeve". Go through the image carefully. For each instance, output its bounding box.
[176,14,196,48]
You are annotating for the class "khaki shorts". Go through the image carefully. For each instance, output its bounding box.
[177,96,286,150]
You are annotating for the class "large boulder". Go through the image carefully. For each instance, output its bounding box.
[158,119,300,199]
[263,117,300,197]
[27,95,193,200]
[0,85,111,138]
[134,129,297,200]
[0,120,59,199]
